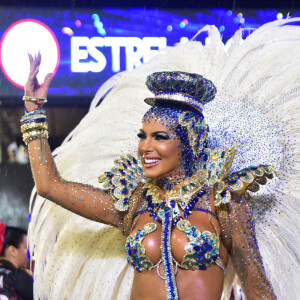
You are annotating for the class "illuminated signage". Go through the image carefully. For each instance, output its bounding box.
[71,37,168,73]
[0,8,296,97]
[71,37,189,73]
[0,18,187,89]
[0,19,60,89]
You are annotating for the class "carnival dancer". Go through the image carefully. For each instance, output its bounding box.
[25,18,300,300]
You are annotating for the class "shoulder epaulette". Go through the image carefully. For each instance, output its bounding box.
[215,165,276,207]
[98,154,145,211]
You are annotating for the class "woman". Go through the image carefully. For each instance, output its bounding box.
[0,223,33,300]
[25,19,300,300]
[22,49,278,299]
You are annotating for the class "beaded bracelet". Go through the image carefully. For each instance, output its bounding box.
[23,130,49,145]
[22,109,46,119]
[21,122,48,134]
[22,119,47,126]
[21,109,49,145]
[22,129,48,138]
[22,95,47,103]
[21,114,46,123]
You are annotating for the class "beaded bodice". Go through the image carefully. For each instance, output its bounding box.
[125,181,225,273]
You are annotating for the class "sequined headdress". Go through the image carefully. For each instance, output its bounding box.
[144,71,216,160]
[144,71,216,113]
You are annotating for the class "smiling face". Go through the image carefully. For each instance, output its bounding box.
[138,122,184,179]
[140,103,206,181]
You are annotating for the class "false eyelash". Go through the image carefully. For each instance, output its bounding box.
[137,133,146,139]
[155,134,172,140]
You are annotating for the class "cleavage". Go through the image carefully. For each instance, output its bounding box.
[130,211,217,266]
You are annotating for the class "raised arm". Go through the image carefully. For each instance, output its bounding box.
[228,194,276,299]
[22,53,123,228]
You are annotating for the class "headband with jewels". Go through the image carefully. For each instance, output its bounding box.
[144,71,216,112]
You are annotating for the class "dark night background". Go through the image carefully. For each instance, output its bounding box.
[1,0,299,9]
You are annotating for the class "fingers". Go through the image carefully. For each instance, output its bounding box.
[25,52,54,98]
[42,73,53,94]
[29,52,41,73]
[37,51,41,66]
[27,52,41,91]
[44,73,53,88]
[28,53,33,65]
[27,66,40,86]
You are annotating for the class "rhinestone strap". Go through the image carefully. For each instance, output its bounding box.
[161,206,179,300]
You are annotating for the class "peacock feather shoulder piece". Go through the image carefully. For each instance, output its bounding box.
[98,154,145,211]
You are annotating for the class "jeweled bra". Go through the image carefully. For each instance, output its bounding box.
[125,217,224,273]
[124,174,226,274]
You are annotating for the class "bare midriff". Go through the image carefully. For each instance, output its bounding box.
[129,210,229,300]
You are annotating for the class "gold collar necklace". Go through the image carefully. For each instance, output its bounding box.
[145,172,206,224]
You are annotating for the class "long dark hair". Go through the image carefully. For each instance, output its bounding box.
[0,224,27,256]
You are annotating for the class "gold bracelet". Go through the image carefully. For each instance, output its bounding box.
[23,130,48,145]
[22,95,47,103]
[23,129,48,140]
[23,133,49,145]
[21,122,48,134]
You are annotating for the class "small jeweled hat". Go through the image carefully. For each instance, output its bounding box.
[144,71,216,112]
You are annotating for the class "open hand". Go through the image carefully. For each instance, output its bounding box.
[24,52,53,112]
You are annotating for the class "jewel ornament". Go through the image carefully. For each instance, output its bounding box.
[98,154,145,211]
[178,111,208,156]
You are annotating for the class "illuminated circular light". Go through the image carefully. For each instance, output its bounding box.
[62,27,74,36]
[234,18,239,24]
[0,19,60,89]
[75,20,81,27]
[183,19,188,25]
[179,21,185,28]
[240,18,245,24]
[167,25,173,32]
[220,25,225,32]
[227,10,232,17]
[277,13,283,20]
[238,13,243,17]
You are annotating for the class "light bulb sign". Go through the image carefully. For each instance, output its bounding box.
[0,7,297,99]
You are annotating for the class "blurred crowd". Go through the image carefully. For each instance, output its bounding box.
[0,223,33,300]
[6,142,28,164]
